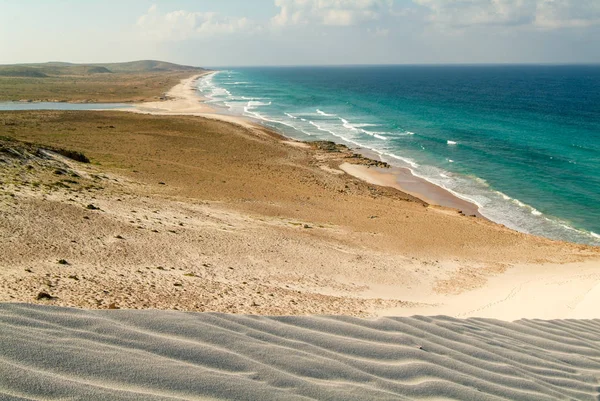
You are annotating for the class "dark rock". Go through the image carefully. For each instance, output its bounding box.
[57,259,69,265]
[86,204,99,210]
[39,147,90,163]
[311,141,347,152]
[36,292,56,300]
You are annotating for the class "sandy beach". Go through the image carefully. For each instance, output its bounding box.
[127,72,258,130]
[125,72,498,219]
[3,0,599,395]
[1,71,600,400]
[1,74,599,319]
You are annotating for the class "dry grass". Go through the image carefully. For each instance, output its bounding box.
[1,110,593,263]
[0,71,200,103]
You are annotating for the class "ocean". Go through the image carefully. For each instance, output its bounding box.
[198,65,600,246]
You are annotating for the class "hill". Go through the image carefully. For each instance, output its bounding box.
[0,60,207,102]
[0,67,48,78]
[96,60,201,73]
[0,60,203,77]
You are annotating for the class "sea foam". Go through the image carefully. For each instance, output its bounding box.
[316,109,336,117]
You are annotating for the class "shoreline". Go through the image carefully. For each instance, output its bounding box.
[3,62,600,401]
[129,72,600,245]
[2,71,596,244]
[127,72,486,220]
[2,107,599,319]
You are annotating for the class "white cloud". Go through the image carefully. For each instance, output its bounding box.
[413,0,535,27]
[535,0,600,29]
[413,0,600,29]
[137,5,256,41]
[272,0,392,27]
[368,27,390,37]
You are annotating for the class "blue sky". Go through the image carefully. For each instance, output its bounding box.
[1,0,599,66]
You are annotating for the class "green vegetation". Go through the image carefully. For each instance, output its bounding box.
[0,60,201,76]
[0,60,206,103]
[0,67,48,78]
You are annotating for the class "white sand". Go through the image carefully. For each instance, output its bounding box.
[373,260,600,320]
[127,72,258,130]
[379,260,600,320]
[3,73,600,400]
[1,303,600,400]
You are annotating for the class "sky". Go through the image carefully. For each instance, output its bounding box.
[1,0,599,66]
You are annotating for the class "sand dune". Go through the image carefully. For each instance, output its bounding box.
[1,304,600,400]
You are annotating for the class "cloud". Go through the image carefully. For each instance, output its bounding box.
[413,0,600,29]
[368,27,390,37]
[535,0,600,29]
[137,5,256,41]
[272,0,393,27]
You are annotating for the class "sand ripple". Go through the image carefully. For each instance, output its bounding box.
[1,304,599,400]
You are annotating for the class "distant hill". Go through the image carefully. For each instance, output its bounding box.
[0,60,204,77]
[95,60,202,73]
[0,67,48,78]
[82,66,112,74]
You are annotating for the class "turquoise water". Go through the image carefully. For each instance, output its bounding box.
[198,66,600,246]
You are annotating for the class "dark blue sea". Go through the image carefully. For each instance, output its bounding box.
[198,65,600,246]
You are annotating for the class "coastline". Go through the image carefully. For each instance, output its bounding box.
[2,110,599,319]
[168,71,600,247]
[2,72,599,320]
[127,72,486,220]
[3,61,600,400]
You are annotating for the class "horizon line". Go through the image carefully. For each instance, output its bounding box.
[2,60,600,69]
[208,62,600,68]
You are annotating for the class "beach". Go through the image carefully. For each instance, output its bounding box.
[125,72,495,219]
[1,73,599,319]
[2,68,600,401]
[200,67,600,246]
[2,0,599,395]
